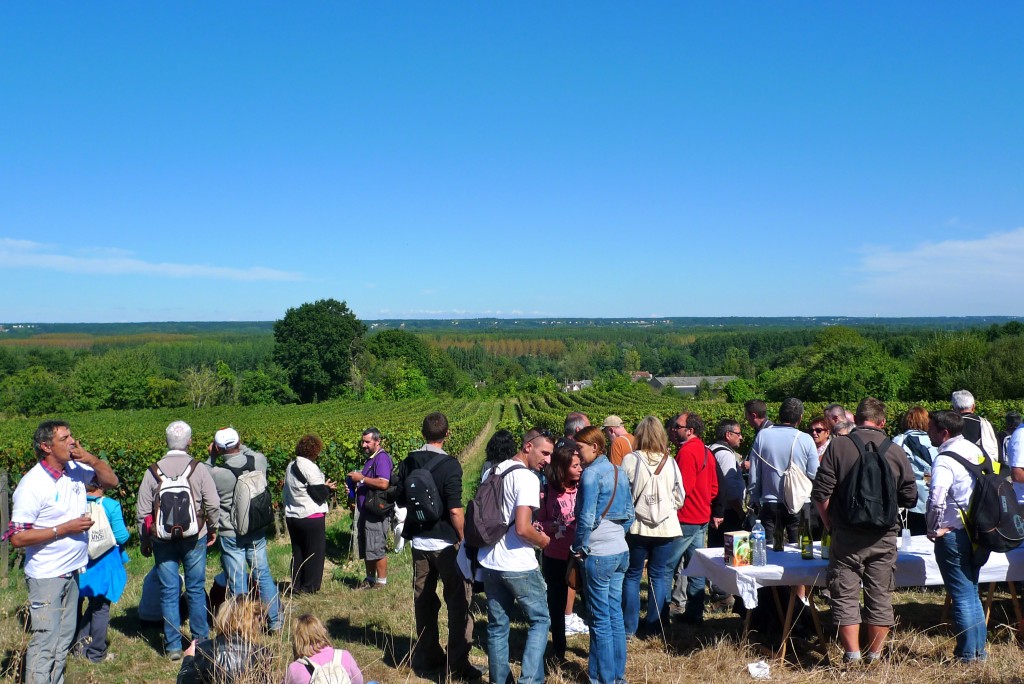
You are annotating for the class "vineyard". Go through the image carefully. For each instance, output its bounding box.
[1,388,1020,516]
[0,397,502,514]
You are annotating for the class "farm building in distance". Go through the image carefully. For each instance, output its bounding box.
[649,375,737,395]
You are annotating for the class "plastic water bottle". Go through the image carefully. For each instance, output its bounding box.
[901,526,912,550]
[751,519,767,567]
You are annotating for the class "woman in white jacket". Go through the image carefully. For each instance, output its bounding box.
[284,434,336,595]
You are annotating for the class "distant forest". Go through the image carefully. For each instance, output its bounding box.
[1,314,1022,417]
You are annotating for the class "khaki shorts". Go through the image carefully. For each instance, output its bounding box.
[826,531,897,626]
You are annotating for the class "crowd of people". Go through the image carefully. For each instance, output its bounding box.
[6,388,1024,683]
[7,419,364,684]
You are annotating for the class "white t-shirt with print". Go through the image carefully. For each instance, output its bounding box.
[478,460,540,572]
[12,460,95,579]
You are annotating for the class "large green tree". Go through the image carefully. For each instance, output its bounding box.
[273,299,366,402]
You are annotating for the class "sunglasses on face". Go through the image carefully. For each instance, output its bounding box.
[811,428,828,434]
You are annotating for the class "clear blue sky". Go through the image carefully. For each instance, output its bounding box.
[2,3,1022,322]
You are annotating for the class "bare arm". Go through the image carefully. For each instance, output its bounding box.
[72,446,118,489]
[348,472,390,490]
[449,507,465,541]
[11,516,93,549]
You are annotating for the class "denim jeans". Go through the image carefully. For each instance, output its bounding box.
[671,523,707,621]
[584,551,629,684]
[623,535,685,636]
[483,567,550,684]
[219,533,282,629]
[25,575,78,684]
[154,536,209,652]
[934,528,988,662]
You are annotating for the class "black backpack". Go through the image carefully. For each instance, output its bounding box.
[402,452,449,526]
[835,432,899,531]
[464,462,527,548]
[942,450,1024,553]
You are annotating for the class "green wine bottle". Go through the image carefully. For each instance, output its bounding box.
[821,526,831,560]
[799,508,813,560]
[772,506,785,552]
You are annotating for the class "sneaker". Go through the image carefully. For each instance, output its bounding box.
[565,618,589,636]
[356,578,375,590]
[168,650,183,662]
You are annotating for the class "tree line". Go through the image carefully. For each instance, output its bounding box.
[2,301,1022,418]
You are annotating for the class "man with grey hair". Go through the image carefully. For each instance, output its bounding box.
[7,420,118,683]
[748,398,819,542]
[564,412,590,438]
[952,390,999,467]
[824,404,848,429]
[137,421,220,661]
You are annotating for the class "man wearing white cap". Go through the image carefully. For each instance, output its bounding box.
[208,427,282,631]
[602,415,635,467]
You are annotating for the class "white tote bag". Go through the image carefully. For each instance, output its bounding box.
[87,499,117,559]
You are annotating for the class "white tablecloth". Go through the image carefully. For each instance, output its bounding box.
[683,536,1024,609]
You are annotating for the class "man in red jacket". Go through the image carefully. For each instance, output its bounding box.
[668,412,719,624]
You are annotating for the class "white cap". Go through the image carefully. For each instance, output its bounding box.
[214,427,240,450]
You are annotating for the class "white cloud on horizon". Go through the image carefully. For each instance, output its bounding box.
[852,227,1024,312]
[0,237,304,282]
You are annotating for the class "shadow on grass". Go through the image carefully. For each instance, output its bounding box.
[110,606,176,655]
[325,615,412,670]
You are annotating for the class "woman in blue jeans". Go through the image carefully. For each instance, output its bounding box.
[619,416,686,638]
[572,426,635,684]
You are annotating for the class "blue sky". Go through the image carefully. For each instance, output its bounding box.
[2,3,1022,322]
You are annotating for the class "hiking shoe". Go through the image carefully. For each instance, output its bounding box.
[356,578,376,590]
[168,650,183,662]
[711,597,735,613]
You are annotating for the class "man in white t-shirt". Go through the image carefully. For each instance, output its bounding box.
[479,428,553,684]
[6,420,118,684]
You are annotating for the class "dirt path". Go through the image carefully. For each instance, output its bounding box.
[457,401,502,465]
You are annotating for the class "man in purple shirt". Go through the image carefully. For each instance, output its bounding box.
[347,427,394,589]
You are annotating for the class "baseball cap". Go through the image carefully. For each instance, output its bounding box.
[602,415,625,428]
[214,427,240,450]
